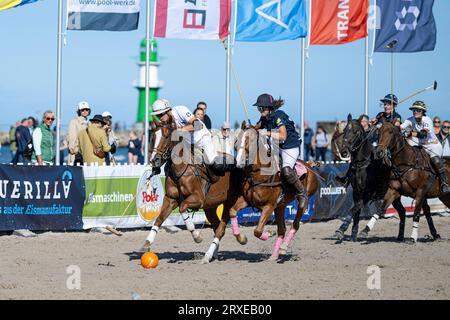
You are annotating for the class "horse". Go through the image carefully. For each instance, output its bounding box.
[334,114,418,242]
[142,117,247,263]
[365,121,450,242]
[228,122,319,260]
[331,121,351,162]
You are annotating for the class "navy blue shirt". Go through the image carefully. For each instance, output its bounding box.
[259,110,301,149]
[15,125,32,153]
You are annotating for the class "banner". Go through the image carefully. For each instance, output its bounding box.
[0,0,38,12]
[235,0,307,42]
[67,0,141,31]
[310,0,368,45]
[375,0,436,52]
[0,164,84,231]
[153,0,231,40]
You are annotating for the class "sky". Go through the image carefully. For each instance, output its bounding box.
[0,0,449,132]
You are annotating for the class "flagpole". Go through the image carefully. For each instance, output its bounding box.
[55,0,63,165]
[144,0,151,165]
[300,38,306,160]
[226,35,231,123]
[364,35,369,115]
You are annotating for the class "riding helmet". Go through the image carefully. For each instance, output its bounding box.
[409,100,427,112]
[380,94,398,105]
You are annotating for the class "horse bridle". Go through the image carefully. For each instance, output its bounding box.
[151,122,174,163]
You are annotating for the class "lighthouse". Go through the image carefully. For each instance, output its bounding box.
[135,39,163,122]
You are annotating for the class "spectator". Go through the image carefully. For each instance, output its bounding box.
[78,114,111,165]
[67,101,91,165]
[359,114,370,131]
[314,126,329,162]
[13,118,32,164]
[193,107,205,122]
[127,131,142,165]
[103,118,117,165]
[433,116,441,136]
[303,121,314,161]
[196,101,212,129]
[9,122,19,161]
[27,116,38,134]
[32,111,56,166]
[438,120,450,157]
[217,121,233,156]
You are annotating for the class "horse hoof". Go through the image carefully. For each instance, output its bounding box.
[333,230,344,241]
[279,249,287,256]
[397,236,405,242]
[236,234,248,245]
[358,231,368,240]
[192,231,203,243]
[201,256,211,264]
[279,242,288,256]
[268,255,278,261]
[434,234,441,241]
[405,237,416,244]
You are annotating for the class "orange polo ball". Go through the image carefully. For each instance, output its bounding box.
[141,252,159,269]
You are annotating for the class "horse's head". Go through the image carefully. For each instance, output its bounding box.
[235,121,265,169]
[148,116,176,169]
[332,121,350,160]
[342,113,365,157]
[375,122,399,160]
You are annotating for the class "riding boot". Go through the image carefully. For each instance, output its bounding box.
[281,167,307,208]
[431,157,450,194]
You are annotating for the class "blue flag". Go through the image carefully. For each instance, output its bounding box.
[235,0,307,42]
[375,0,436,52]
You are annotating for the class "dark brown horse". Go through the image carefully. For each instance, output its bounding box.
[228,123,319,260]
[371,122,450,242]
[142,117,246,263]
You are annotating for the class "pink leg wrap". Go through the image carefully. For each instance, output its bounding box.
[231,217,240,236]
[272,236,284,257]
[284,228,297,246]
[259,231,270,241]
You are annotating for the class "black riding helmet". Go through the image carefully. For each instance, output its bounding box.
[253,93,274,112]
[380,94,398,106]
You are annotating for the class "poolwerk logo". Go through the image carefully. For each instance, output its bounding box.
[255,0,289,29]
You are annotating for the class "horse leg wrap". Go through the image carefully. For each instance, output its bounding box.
[366,214,379,231]
[231,217,240,236]
[205,237,220,260]
[146,225,159,244]
[411,222,419,242]
[181,212,195,232]
[284,228,297,247]
[272,236,284,258]
[259,231,270,241]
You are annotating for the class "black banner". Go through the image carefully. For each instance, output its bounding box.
[312,163,378,221]
[0,164,85,231]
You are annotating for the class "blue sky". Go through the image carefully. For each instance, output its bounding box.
[0,0,449,132]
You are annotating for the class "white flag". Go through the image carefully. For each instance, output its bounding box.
[154,0,231,40]
[67,0,141,31]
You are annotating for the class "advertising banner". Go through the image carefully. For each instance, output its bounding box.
[0,164,84,231]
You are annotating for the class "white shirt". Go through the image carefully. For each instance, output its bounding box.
[171,105,194,128]
[400,116,437,144]
[32,127,43,156]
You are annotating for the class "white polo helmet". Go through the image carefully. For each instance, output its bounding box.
[151,99,172,115]
[77,101,90,110]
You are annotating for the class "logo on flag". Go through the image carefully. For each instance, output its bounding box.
[66,0,141,31]
[153,0,231,40]
[375,0,436,52]
[310,0,369,45]
[235,0,307,42]
[0,0,39,12]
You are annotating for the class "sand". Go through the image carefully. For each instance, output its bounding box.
[0,215,449,300]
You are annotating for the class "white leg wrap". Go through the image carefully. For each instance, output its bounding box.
[205,237,220,260]
[146,225,159,244]
[181,212,195,232]
[411,222,419,242]
[366,214,380,231]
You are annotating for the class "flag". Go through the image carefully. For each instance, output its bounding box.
[0,0,38,12]
[310,0,368,45]
[235,0,307,42]
[67,0,141,31]
[375,0,436,52]
[153,0,231,40]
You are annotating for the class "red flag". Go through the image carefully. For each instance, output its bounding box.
[310,0,369,45]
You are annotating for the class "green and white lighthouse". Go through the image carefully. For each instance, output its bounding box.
[135,39,163,122]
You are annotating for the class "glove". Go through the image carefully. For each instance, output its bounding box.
[402,130,411,138]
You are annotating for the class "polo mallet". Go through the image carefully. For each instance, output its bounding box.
[398,81,438,105]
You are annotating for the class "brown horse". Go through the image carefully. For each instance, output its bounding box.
[228,122,319,260]
[371,122,450,242]
[142,118,246,263]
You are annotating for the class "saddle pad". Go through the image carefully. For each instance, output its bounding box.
[295,160,307,178]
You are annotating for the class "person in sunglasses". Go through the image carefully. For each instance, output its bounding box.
[32,110,56,166]
[400,101,450,193]
[433,116,442,136]
[67,101,91,165]
[254,93,306,208]
[437,120,450,157]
